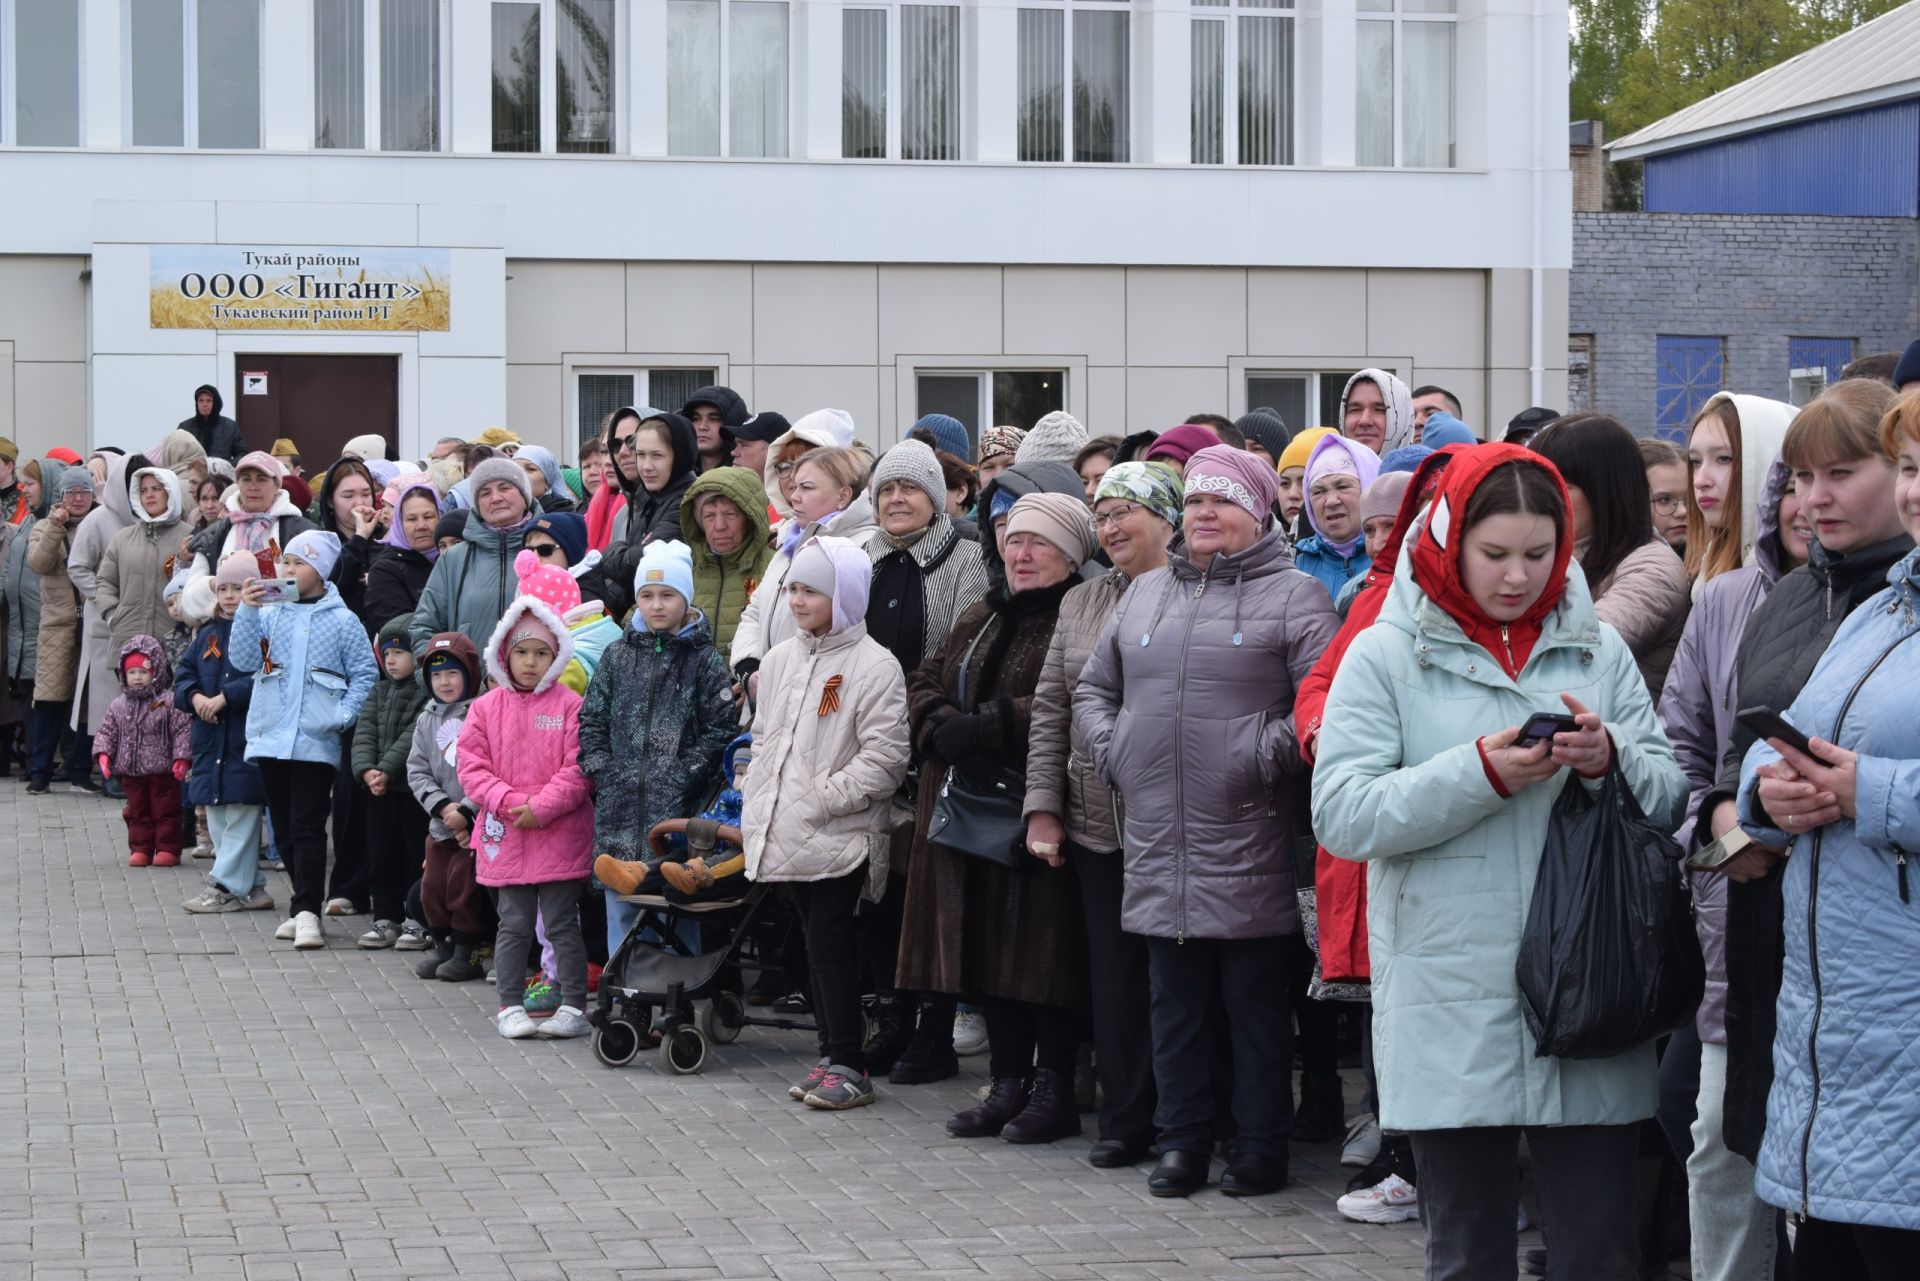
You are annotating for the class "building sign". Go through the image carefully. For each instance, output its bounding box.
[241,370,269,395]
[149,245,451,331]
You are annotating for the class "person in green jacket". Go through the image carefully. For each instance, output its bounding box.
[680,466,773,661]
[353,613,432,948]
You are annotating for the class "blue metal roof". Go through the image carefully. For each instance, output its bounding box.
[1644,99,1920,217]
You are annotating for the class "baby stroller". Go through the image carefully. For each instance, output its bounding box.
[589,735,817,1073]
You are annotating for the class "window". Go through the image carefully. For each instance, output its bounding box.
[1018,1,1129,163]
[842,8,885,158]
[841,5,960,160]
[1654,336,1725,442]
[915,370,1066,448]
[1190,0,1294,166]
[122,0,261,149]
[1356,0,1453,168]
[9,0,81,145]
[1247,371,1360,437]
[311,0,444,151]
[1787,337,1853,406]
[670,0,789,158]
[575,368,719,449]
[1567,334,1594,413]
[492,0,611,154]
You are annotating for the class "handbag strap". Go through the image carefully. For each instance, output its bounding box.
[952,616,996,713]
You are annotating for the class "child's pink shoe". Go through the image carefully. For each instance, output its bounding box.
[128,851,152,868]
[153,851,180,868]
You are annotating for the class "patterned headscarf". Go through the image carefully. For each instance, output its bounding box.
[1094,461,1184,529]
[978,426,1026,465]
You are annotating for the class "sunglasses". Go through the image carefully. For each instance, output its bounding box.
[530,543,565,559]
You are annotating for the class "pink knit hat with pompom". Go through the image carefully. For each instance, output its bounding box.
[513,548,582,617]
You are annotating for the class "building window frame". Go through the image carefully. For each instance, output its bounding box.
[311,0,450,152]
[668,0,792,158]
[1016,0,1132,164]
[492,0,622,155]
[1231,357,1411,429]
[119,0,267,150]
[1355,0,1455,169]
[566,357,728,454]
[1786,336,1854,406]
[1654,334,1726,442]
[841,2,963,161]
[1190,0,1295,167]
[3,0,86,147]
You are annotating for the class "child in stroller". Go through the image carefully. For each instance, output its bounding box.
[594,735,751,900]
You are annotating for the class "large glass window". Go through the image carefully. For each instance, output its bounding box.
[491,2,541,152]
[129,0,187,148]
[730,1,788,157]
[915,369,1066,446]
[1019,2,1129,163]
[1356,0,1453,167]
[900,4,959,160]
[668,0,720,155]
[557,0,615,152]
[13,0,81,145]
[198,0,261,149]
[670,0,789,158]
[315,0,366,149]
[380,0,442,151]
[1247,370,1361,435]
[1191,0,1293,166]
[842,8,886,159]
[576,368,719,449]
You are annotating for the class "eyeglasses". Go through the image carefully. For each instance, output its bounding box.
[1093,502,1142,529]
[531,543,564,559]
[774,461,798,477]
[612,434,637,454]
[1652,495,1686,514]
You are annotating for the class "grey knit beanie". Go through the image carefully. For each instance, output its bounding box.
[468,456,534,511]
[870,439,947,508]
[1014,410,1090,466]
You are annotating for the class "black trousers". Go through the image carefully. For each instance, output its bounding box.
[367,787,430,923]
[1074,844,1156,1147]
[1795,1217,1920,1280]
[1285,930,1339,1076]
[1412,1123,1640,1281]
[1146,933,1293,1161]
[984,996,1079,1080]
[793,868,867,1071]
[327,726,369,911]
[259,759,337,918]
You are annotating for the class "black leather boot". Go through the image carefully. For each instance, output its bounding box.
[1001,1068,1084,1144]
[862,996,913,1078]
[890,995,959,1084]
[946,1077,1029,1138]
[1148,1149,1211,1197]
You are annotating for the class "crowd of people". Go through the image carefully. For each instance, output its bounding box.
[4,345,1920,1279]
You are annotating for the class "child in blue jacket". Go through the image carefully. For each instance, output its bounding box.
[230,531,377,951]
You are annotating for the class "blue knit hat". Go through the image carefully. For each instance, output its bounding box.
[1379,444,1436,474]
[1894,339,1920,390]
[1420,412,1479,449]
[633,539,695,610]
[528,511,589,567]
[912,413,971,459]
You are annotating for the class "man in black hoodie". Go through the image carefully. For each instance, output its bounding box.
[179,385,245,463]
[681,385,749,474]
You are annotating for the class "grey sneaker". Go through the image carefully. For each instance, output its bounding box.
[357,920,401,949]
[537,1006,591,1039]
[803,1067,876,1111]
[790,1057,831,1101]
[182,885,244,914]
[241,886,275,911]
[393,920,430,951]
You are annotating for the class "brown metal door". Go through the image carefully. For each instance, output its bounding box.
[232,354,400,467]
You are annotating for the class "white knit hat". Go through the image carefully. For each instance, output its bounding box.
[1014,411,1089,466]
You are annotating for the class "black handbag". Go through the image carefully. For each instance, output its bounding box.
[924,620,1028,868]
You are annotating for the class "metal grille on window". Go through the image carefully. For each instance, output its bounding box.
[1072,10,1128,163]
[1239,14,1292,165]
[1655,336,1726,442]
[129,0,186,147]
[558,0,616,153]
[578,376,636,450]
[843,9,887,159]
[648,370,719,415]
[901,5,960,161]
[199,0,262,149]
[492,3,542,152]
[1191,20,1224,165]
[381,0,441,151]
[1017,9,1064,162]
[731,2,790,158]
[315,0,366,149]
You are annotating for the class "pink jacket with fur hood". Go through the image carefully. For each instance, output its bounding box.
[457,595,594,886]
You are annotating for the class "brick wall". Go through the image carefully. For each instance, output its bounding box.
[1569,212,1919,432]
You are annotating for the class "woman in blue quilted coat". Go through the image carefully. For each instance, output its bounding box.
[1737,393,1920,1275]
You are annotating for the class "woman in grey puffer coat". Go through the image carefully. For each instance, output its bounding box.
[1075,445,1336,1198]
[1025,461,1181,1168]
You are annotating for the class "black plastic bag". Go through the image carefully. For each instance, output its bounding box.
[1516,763,1704,1059]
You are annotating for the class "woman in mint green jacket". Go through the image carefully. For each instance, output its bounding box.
[1312,445,1685,1280]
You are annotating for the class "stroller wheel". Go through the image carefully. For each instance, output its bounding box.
[659,1025,708,1075]
[592,1018,643,1068]
[703,992,746,1045]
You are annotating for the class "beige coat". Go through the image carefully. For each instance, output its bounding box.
[67,453,134,732]
[1025,567,1131,852]
[1592,537,1690,698]
[97,468,191,659]
[742,622,909,899]
[26,515,82,699]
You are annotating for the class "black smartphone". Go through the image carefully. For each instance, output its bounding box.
[1737,707,1832,767]
[1515,712,1580,747]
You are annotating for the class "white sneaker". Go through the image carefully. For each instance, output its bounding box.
[497,1007,540,1039]
[292,911,325,950]
[274,917,297,941]
[322,897,358,917]
[1336,1172,1419,1224]
[537,1006,590,1039]
[1340,1112,1382,1167]
[952,1010,988,1057]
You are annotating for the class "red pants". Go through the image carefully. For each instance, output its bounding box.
[421,835,490,941]
[122,773,183,856]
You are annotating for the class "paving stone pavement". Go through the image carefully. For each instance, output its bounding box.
[1,783,1532,1281]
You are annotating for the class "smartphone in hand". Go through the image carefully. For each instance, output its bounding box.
[1736,707,1832,767]
[1514,711,1580,748]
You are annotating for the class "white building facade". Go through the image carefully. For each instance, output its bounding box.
[0,0,1569,463]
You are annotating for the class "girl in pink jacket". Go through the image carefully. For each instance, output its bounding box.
[457,593,594,1041]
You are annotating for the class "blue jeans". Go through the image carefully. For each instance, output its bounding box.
[207,804,267,898]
